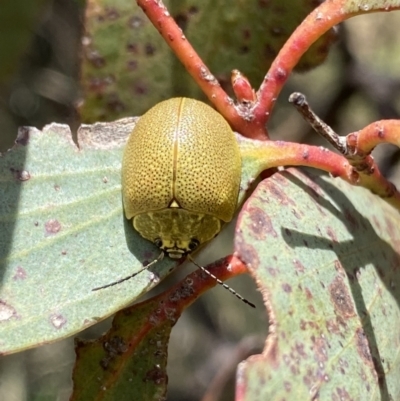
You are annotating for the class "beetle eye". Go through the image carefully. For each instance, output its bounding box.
[188,239,200,251]
[154,238,163,248]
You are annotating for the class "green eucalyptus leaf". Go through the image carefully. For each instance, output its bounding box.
[235,168,400,400]
[0,120,177,354]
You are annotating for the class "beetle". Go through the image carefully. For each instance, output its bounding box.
[93,98,253,306]
[122,97,241,258]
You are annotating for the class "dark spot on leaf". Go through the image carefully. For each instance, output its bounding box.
[127,60,138,70]
[385,216,396,239]
[305,287,313,299]
[106,94,126,112]
[282,283,292,293]
[173,5,198,35]
[134,82,147,95]
[100,357,110,370]
[293,259,305,273]
[104,336,128,355]
[376,266,385,279]
[13,266,27,280]
[390,253,400,273]
[333,260,345,276]
[268,267,278,276]
[292,208,302,219]
[264,43,275,58]
[265,339,279,368]
[344,208,359,230]
[258,0,271,7]
[34,221,39,226]
[235,241,260,271]
[242,28,250,40]
[326,226,337,242]
[0,300,17,321]
[105,7,119,20]
[300,319,317,330]
[174,13,188,30]
[274,173,290,187]
[144,365,167,384]
[15,127,30,145]
[86,49,106,68]
[145,43,156,56]
[126,42,138,53]
[54,184,60,191]
[49,314,67,329]
[87,77,106,93]
[312,336,328,363]
[239,45,250,54]
[268,182,295,206]
[355,328,374,367]
[45,219,61,236]
[100,336,128,369]
[329,276,355,318]
[338,357,349,374]
[247,206,276,239]
[294,341,307,358]
[335,386,353,400]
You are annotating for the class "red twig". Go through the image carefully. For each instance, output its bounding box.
[256,1,400,122]
[137,0,400,141]
[241,140,400,211]
[147,255,249,312]
[288,93,400,210]
[136,0,268,139]
[347,120,400,154]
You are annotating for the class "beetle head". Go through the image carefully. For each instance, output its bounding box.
[154,237,200,259]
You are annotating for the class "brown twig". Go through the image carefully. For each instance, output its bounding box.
[289,92,348,154]
[288,92,400,210]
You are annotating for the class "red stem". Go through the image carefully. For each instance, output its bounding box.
[256,1,400,122]
[136,0,268,139]
[140,255,249,313]
[257,1,352,120]
[244,140,400,210]
[348,120,400,153]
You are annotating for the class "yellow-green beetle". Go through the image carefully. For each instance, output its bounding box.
[122,97,241,258]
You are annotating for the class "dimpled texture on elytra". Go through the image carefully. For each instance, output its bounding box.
[122,97,241,223]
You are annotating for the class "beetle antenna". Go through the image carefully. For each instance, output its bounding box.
[92,252,164,291]
[188,255,255,308]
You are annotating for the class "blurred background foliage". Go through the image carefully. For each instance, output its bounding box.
[1,1,400,400]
